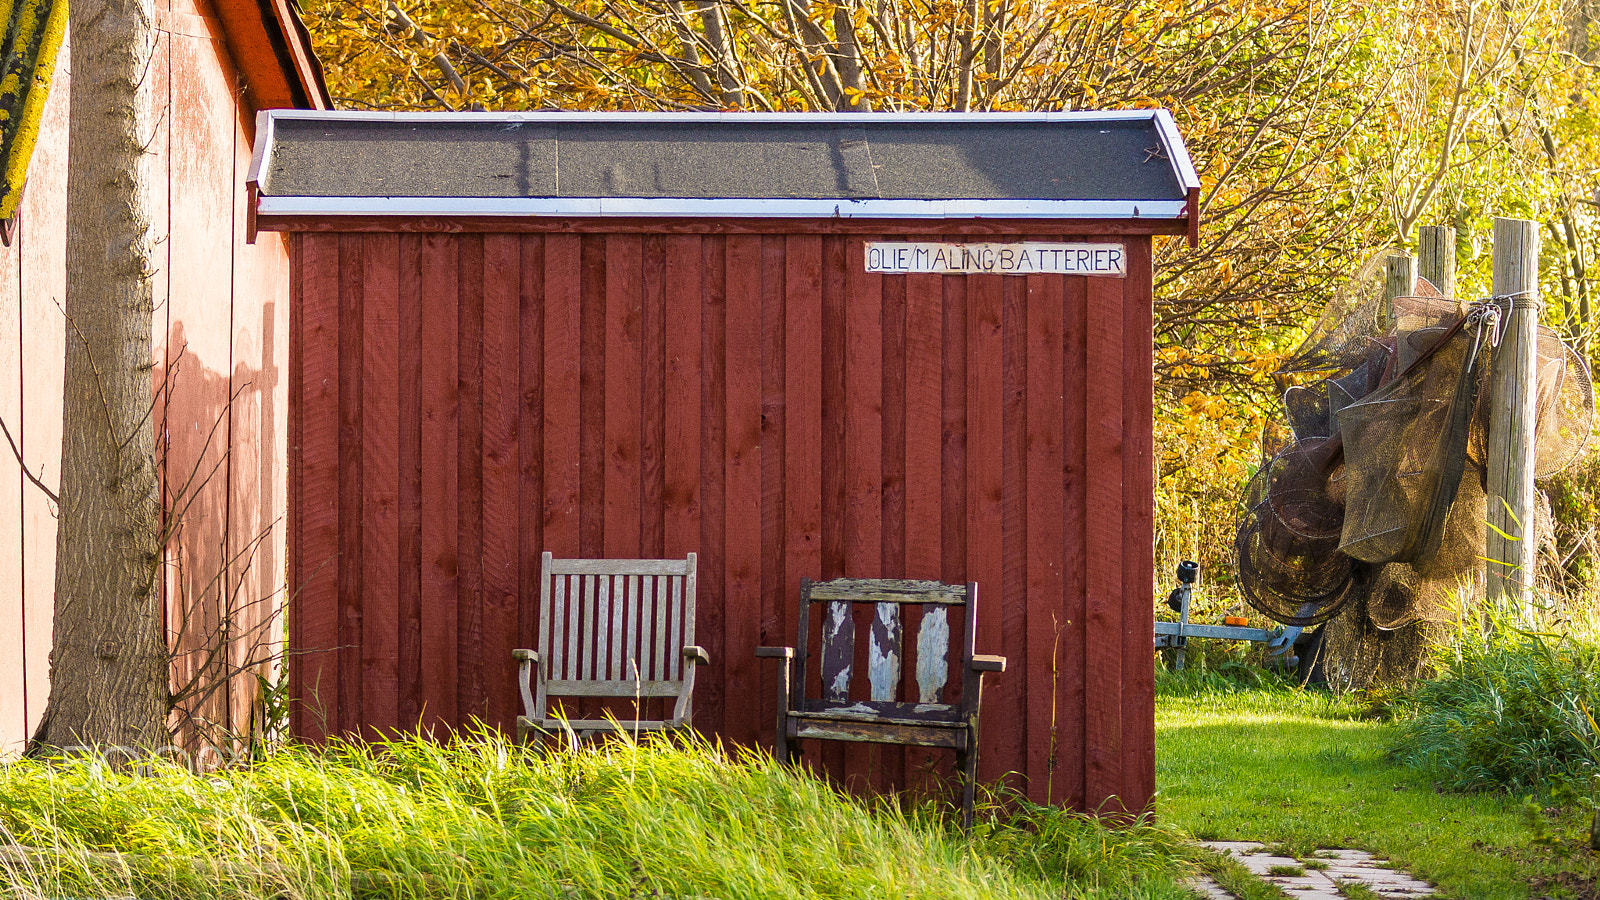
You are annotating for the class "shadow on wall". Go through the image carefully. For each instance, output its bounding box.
[152,302,282,752]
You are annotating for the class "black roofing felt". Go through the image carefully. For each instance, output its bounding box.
[260,117,1188,202]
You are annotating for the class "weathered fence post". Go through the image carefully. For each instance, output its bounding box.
[1383,252,1417,327]
[1418,225,1456,298]
[1485,217,1540,618]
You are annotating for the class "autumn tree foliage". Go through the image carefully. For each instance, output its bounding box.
[303,0,1600,608]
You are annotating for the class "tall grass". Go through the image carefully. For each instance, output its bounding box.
[0,728,1196,899]
[1392,600,1600,796]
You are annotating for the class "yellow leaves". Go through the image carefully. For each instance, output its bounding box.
[1242,351,1282,383]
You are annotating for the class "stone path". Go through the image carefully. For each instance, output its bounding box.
[1190,841,1437,899]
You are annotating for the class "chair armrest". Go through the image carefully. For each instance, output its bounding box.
[755,646,795,659]
[683,646,712,666]
[513,649,540,724]
[970,655,1007,673]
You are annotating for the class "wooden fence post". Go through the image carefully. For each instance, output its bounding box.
[1383,253,1416,328]
[1419,225,1456,299]
[1485,217,1540,618]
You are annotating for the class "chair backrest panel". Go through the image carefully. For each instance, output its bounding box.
[867,602,901,701]
[820,602,853,701]
[536,554,696,707]
[915,605,950,703]
[802,578,970,709]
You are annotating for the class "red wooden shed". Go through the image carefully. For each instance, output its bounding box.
[252,111,1199,812]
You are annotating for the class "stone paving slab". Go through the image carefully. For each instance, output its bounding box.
[1197,842,1436,899]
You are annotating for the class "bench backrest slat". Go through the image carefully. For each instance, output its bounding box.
[915,606,950,703]
[820,601,854,701]
[868,603,902,702]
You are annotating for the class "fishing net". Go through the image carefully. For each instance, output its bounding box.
[1235,256,1593,640]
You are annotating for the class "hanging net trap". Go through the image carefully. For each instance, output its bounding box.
[1234,255,1593,634]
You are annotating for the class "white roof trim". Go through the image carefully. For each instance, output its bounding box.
[261,109,1167,126]
[247,109,276,187]
[256,196,1191,220]
[1152,109,1201,191]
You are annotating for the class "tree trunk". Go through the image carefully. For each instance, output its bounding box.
[33,0,167,750]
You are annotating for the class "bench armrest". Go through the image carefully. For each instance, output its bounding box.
[755,646,795,659]
[683,646,712,666]
[970,655,1007,673]
[512,649,539,663]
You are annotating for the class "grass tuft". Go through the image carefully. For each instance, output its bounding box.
[1392,602,1600,797]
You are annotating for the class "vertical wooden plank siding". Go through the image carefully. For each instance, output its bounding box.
[640,235,667,561]
[361,234,401,736]
[296,234,341,741]
[396,235,425,727]
[604,235,643,560]
[1060,271,1090,810]
[517,235,546,659]
[578,237,606,560]
[287,230,1159,812]
[903,273,942,584]
[336,236,365,733]
[1121,238,1157,807]
[698,235,727,735]
[999,274,1029,791]
[722,235,762,749]
[1083,270,1126,808]
[543,234,582,563]
[758,235,786,749]
[661,235,701,568]
[1025,272,1066,804]
[965,271,1005,785]
[418,234,460,730]
[456,236,486,723]
[481,235,522,727]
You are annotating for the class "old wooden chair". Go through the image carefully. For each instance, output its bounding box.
[756,577,1006,827]
[514,552,709,742]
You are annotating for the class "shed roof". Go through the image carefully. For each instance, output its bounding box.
[251,110,1200,231]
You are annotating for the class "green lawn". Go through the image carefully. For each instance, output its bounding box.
[1156,682,1600,899]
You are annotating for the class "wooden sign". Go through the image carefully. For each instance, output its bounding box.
[865,241,1126,276]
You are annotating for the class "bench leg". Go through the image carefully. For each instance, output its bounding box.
[959,735,979,831]
[774,656,792,764]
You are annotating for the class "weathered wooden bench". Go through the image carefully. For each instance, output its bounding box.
[514,553,709,742]
[756,577,1006,827]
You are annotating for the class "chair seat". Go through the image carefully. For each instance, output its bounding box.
[519,715,683,733]
[791,717,967,749]
[789,709,965,729]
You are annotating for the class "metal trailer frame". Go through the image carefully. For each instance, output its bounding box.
[1154,561,1301,670]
